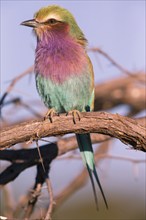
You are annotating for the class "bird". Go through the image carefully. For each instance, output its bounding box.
[21,5,108,209]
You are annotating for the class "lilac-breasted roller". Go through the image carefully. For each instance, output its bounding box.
[21,5,108,209]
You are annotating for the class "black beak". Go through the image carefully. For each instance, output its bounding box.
[20,19,39,28]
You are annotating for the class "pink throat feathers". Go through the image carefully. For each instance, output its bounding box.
[34,29,87,83]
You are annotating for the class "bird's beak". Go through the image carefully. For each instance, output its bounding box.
[21,19,39,28]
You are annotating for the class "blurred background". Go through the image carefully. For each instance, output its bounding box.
[1,1,145,219]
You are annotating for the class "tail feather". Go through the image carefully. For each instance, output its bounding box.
[93,166,108,209]
[86,164,98,210]
[76,133,108,209]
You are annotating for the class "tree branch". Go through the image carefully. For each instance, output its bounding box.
[94,72,145,111]
[0,66,34,107]
[0,112,145,151]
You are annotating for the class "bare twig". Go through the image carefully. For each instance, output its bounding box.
[44,178,55,220]
[89,47,137,77]
[24,183,42,219]
[0,66,34,106]
[57,153,146,164]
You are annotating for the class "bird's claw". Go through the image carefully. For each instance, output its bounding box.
[44,108,58,123]
[67,110,81,124]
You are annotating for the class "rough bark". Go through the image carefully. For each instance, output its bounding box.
[0,112,145,151]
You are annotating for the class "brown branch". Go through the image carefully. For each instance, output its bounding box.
[58,133,111,155]
[45,178,55,220]
[23,183,42,219]
[94,73,146,111]
[0,112,145,151]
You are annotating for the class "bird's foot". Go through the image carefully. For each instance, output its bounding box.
[67,110,81,124]
[44,108,58,123]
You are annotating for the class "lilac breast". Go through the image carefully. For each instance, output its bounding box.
[35,31,87,83]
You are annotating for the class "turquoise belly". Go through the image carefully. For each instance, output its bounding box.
[36,73,92,113]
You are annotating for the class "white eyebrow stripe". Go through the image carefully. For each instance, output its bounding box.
[42,13,62,22]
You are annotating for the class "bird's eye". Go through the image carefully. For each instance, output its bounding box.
[47,19,58,25]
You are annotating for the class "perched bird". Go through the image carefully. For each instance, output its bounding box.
[21,5,108,209]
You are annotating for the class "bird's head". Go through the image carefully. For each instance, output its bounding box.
[21,5,87,45]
